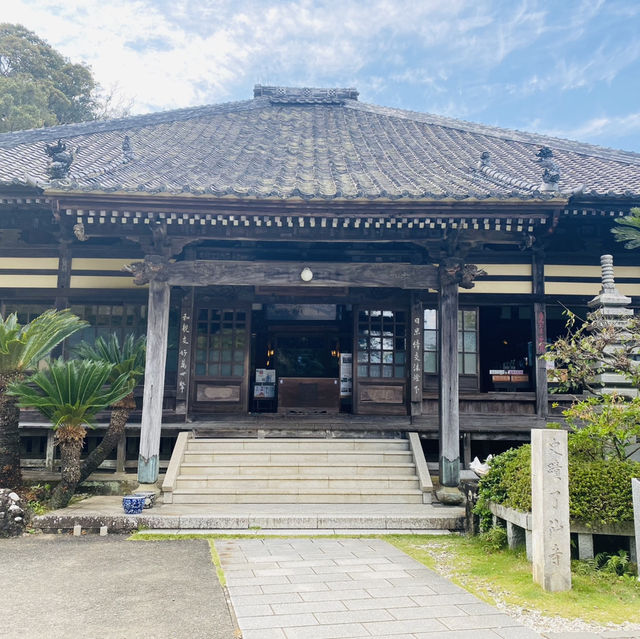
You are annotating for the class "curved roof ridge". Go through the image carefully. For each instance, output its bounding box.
[347,100,640,165]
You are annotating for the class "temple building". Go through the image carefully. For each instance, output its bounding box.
[1,85,640,496]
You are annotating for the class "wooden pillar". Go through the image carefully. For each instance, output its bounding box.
[438,271,460,487]
[175,287,194,418]
[54,241,72,310]
[138,277,171,484]
[409,296,423,417]
[532,251,548,419]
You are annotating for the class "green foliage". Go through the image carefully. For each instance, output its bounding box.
[563,393,640,461]
[7,358,134,429]
[613,207,640,250]
[73,333,146,386]
[595,550,636,577]
[475,444,640,527]
[474,446,531,530]
[0,309,87,374]
[479,525,507,552]
[569,459,640,525]
[0,23,98,132]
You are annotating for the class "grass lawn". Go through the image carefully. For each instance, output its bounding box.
[388,534,640,626]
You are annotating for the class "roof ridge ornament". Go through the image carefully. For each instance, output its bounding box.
[536,146,560,192]
[45,139,74,179]
[122,135,135,163]
[254,84,358,105]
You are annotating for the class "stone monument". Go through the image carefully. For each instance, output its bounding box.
[531,429,571,592]
[633,478,639,582]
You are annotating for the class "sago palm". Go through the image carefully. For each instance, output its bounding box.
[612,207,640,249]
[73,334,146,483]
[0,309,87,487]
[8,358,134,508]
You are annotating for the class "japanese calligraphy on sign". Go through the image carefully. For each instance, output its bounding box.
[176,298,193,402]
[410,302,423,402]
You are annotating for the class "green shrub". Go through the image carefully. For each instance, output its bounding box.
[474,445,531,530]
[479,525,508,552]
[569,459,640,526]
[473,444,640,528]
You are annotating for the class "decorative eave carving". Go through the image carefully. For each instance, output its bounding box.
[123,254,170,285]
[440,258,487,289]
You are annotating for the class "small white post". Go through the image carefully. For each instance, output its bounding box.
[531,429,571,591]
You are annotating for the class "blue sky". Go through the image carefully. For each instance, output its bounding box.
[5,0,640,152]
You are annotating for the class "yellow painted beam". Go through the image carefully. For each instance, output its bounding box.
[0,258,58,270]
[0,275,57,288]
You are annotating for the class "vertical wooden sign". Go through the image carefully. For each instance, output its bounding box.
[410,297,423,411]
[176,287,194,416]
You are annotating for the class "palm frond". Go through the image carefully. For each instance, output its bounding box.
[0,309,87,374]
[613,207,640,249]
[73,333,145,383]
[7,358,135,430]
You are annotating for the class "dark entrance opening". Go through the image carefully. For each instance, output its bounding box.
[250,304,353,413]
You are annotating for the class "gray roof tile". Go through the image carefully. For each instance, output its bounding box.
[0,87,639,201]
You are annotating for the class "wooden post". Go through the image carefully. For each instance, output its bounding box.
[138,277,171,484]
[532,251,548,418]
[175,287,194,418]
[45,430,55,471]
[410,296,423,417]
[54,241,71,311]
[116,433,126,474]
[438,270,460,489]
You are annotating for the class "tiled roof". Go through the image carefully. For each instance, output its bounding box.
[1,85,639,202]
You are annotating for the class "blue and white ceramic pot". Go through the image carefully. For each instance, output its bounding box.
[122,494,145,514]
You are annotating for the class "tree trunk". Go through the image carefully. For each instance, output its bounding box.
[78,393,134,484]
[0,373,22,488]
[50,425,86,510]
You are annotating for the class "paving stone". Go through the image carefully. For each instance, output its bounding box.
[541,633,602,639]
[238,612,317,630]
[441,613,522,630]
[270,601,346,615]
[344,596,417,610]
[458,602,504,615]
[232,603,273,617]
[233,592,304,606]
[313,609,394,624]
[242,629,286,639]
[388,604,468,620]
[494,628,543,638]
[416,631,504,638]
[283,623,371,639]
[299,589,372,602]
[363,618,449,635]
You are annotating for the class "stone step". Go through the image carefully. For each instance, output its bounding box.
[175,475,421,490]
[179,462,417,476]
[170,487,425,504]
[182,451,414,464]
[186,438,409,452]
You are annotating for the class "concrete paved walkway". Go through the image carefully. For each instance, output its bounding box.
[0,536,237,639]
[217,537,542,639]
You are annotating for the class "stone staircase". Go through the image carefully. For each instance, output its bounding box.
[162,433,433,505]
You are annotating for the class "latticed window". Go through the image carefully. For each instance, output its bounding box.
[423,307,478,375]
[357,309,406,378]
[67,303,147,346]
[195,309,247,377]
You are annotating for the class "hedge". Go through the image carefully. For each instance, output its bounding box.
[474,445,640,528]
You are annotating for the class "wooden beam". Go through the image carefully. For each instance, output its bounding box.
[162,260,439,289]
[438,269,460,487]
[138,277,171,484]
[533,251,549,418]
